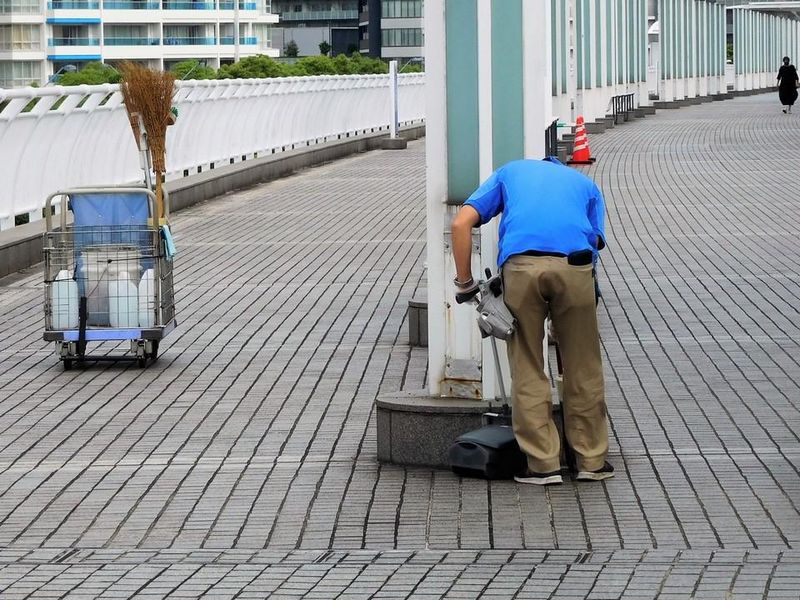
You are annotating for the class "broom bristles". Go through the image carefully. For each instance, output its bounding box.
[120,62,175,174]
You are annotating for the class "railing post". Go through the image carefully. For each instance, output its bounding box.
[389,60,399,139]
[381,61,407,150]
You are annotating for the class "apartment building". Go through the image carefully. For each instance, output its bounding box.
[0,0,278,88]
[358,0,422,61]
[270,0,358,56]
[269,0,421,62]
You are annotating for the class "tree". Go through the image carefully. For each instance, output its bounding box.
[319,40,331,56]
[217,54,289,79]
[58,62,121,86]
[347,52,388,74]
[290,55,336,76]
[285,40,299,58]
[171,59,216,80]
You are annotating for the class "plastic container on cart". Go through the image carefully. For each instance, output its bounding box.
[78,245,141,326]
[138,268,156,327]
[50,269,79,330]
[109,272,139,328]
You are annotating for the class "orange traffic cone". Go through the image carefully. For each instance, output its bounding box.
[568,116,596,165]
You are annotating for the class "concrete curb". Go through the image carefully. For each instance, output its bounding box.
[0,124,425,280]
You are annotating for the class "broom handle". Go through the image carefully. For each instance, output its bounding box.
[155,175,164,221]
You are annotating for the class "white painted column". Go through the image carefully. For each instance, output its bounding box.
[476,0,500,399]
[424,0,447,396]
[524,3,552,158]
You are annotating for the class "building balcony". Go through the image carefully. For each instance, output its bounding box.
[104,36,160,45]
[47,0,100,7]
[48,37,100,45]
[279,9,358,21]
[162,36,216,44]
[103,0,160,8]
[219,36,257,44]
[219,2,258,9]
[163,1,215,9]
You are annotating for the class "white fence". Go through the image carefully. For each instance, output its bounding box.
[0,73,426,229]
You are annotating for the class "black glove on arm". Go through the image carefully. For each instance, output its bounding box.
[455,280,479,304]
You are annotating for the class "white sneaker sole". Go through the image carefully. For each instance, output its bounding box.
[514,474,563,486]
[576,470,615,481]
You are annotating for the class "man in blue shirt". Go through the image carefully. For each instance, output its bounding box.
[451,158,612,485]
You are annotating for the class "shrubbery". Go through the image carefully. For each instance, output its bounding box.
[55,53,419,86]
[58,62,122,85]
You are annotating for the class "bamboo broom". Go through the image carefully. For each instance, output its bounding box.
[119,62,176,222]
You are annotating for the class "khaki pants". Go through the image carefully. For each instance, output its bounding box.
[503,255,608,473]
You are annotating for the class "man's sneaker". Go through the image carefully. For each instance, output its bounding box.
[576,462,615,481]
[514,469,563,486]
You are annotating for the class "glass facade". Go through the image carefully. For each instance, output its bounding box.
[0,61,42,88]
[0,0,41,13]
[381,0,421,18]
[0,24,42,51]
[381,26,421,47]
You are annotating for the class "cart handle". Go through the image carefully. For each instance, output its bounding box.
[45,186,162,232]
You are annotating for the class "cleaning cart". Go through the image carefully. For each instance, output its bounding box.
[42,186,176,369]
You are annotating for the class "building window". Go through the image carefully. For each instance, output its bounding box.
[0,0,41,14]
[381,27,421,47]
[0,61,42,87]
[0,24,42,50]
[382,0,422,18]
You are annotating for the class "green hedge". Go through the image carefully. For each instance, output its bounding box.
[54,54,422,86]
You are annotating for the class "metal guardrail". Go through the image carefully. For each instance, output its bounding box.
[611,93,635,122]
[104,37,161,46]
[0,74,426,230]
[544,118,558,158]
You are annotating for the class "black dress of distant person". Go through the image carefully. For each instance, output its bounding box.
[777,56,799,114]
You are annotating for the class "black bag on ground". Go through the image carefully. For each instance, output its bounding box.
[448,424,526,480]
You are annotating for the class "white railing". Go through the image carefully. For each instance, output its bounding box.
[0,73,425,229]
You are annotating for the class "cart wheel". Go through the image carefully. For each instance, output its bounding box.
[63,359,73,371]
[137,356,147,368]
[150,341,159,361]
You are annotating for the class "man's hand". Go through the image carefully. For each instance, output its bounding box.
[455,280,479,304]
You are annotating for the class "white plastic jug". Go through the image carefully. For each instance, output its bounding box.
[50,269,79,330]
[108,272,139,328]
[138,269,156,327]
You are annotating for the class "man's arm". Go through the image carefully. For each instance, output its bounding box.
[451,205,481,287]
[587,184,607,250]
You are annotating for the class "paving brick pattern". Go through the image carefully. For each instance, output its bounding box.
[0,94,798,597]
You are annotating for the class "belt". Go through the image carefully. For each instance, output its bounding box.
[519,250,566,258]
[517,249,593,266]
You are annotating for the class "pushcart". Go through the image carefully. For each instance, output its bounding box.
[42,186,176,369]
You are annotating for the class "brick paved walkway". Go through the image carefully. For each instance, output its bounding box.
[0,94,799,598]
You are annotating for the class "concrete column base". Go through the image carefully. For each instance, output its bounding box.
[381,137,408,150]
[376,391,571,473]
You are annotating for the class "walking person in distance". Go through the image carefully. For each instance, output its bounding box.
[777,56,798,114]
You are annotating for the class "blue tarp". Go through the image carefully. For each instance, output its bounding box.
[71,193,154,307]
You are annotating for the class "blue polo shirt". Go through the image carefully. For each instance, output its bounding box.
[464,158,606,267]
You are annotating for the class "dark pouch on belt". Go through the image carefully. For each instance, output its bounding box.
[567,249,593,266]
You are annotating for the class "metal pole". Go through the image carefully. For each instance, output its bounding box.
[234,0,241,62]
[568,0,578,122]
[389,60,398,138]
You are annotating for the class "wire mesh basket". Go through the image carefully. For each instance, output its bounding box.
[43,225,174,331]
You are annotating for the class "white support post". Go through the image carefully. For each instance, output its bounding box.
[234,0,241,62]
[389,60,399,138]
[425,0,447,397]
[569,0,579,121]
